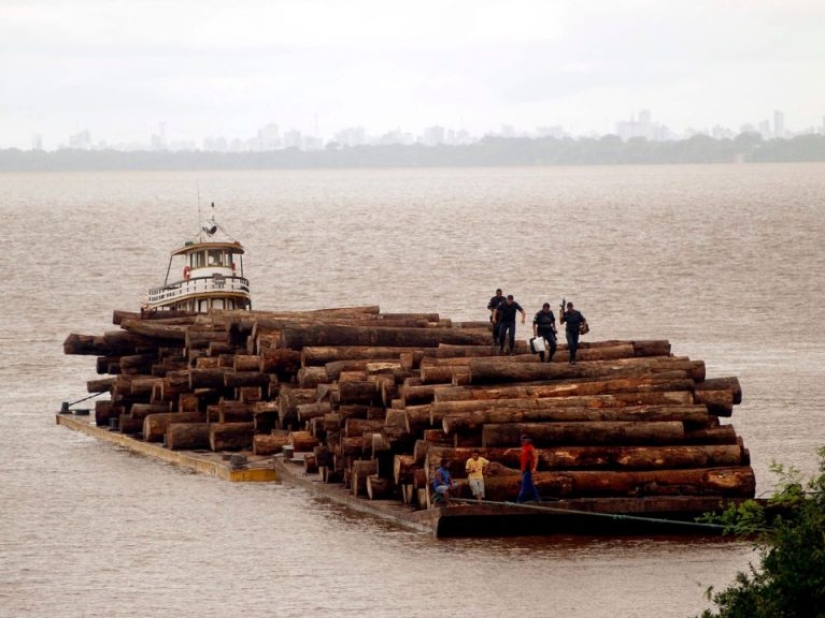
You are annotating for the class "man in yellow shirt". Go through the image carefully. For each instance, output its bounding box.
[465,449,490,504]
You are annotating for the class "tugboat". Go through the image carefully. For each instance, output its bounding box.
[145,203,251,312]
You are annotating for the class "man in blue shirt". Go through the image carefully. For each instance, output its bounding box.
[493,295,526,356]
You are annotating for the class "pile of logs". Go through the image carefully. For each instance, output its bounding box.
[64,306,755,509]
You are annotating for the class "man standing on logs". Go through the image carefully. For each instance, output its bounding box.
[487,288,506,347]
[493,295,526,356]
[465,449,490,504]
[560,301,587,365]
[517,435,540,503]
[532,302,558,363]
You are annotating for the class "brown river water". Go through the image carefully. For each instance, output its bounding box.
[1,164,824,618]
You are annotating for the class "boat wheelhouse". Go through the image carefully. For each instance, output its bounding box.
[145,204,251,312]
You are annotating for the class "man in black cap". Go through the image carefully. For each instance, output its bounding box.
[493,295,526,355]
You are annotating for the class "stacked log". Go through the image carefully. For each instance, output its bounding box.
[64,306,753,511]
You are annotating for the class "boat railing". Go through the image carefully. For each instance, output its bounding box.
[148,275,250,304]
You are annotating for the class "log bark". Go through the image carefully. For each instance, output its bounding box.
[367,475,393,500]
[351,460,378,496]
[253,431,290,455]
[130,402,173,420]
[301,346,421,366]
[143,412,205,442]
[480,467,756,501]
[443,405,711,435]
[468,356,705,384]
[166,422,211,450]
[280,322,491,350]
[424,444,748,474]
[481,421,686,447]
[209,422,255,451]
[433,374,695,402]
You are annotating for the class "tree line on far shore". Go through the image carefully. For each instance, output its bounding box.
[2,132,825,171]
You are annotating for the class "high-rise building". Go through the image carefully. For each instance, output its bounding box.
[773,110,785,138]
[68,130,91,149]
[32,134,43,151]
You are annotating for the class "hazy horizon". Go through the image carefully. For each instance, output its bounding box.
[3,0,824,150]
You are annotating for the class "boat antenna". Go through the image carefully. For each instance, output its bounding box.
[197,182,203,241]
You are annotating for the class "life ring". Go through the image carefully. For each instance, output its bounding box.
[183,266,191,280]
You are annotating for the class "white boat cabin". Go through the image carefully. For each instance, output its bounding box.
[145,206,252,312]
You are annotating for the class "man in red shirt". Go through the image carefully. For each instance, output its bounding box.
[517,435,540,503]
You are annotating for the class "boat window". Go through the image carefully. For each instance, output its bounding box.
[192,252,206,269]
[208,249,225,266]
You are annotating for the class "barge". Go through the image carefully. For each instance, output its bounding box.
[58,215,756,538]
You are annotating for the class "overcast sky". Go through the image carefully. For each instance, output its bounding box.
[2,0,824,149]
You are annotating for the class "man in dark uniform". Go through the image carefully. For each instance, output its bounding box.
[560,301,587,365]
[532,302,557,363]
[493,295,526,355]
[487,288,505,345]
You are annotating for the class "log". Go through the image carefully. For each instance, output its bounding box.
[393,454,417,484]
[118,414,144,434]
[334,381,378,405]
[351,460,378,496]
[697,376,742,405]
[480,467,756,501]
[423,444,748,474]
[297,401,333,422]
[432,392,695,419]
[209,422,255,451]
[224,371,272,388]
[481,421,686,447]
[120,319,189,341]
[432,374,696,402]
[280,322,491,350]
[253,430,290,455]
[301,346,421,366]
[443,405,712,435]
[467,356,705,384]
[143,412,205,442]
[64,331,160,356]
[259,349,302,373]
[130,402,173,420]
[297,366,330,388]
[344,418,385,437]
[367,475,393,500]
[166,422,211,450]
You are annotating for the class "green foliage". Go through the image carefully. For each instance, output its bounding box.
[699,447,825,618]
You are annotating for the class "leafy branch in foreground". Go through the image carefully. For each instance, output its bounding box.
[699,447,825,618]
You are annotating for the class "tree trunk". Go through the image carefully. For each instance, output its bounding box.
[351,460,378,496]
[424,443,748,474]
[253,431,290,455]
[166,422,211,450]
[481,467,755,501]
[468,357,705,384]
[481,421,686,447]
[143,412,205,442]
[280,322,490,350]
[367,475,393,500]
[209,422,255,451]
[443,405,711,435]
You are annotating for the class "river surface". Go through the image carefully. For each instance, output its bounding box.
[1,164,824,618]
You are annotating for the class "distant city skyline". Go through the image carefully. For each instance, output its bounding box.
[22,107,825,153]
[3,1,824,151]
